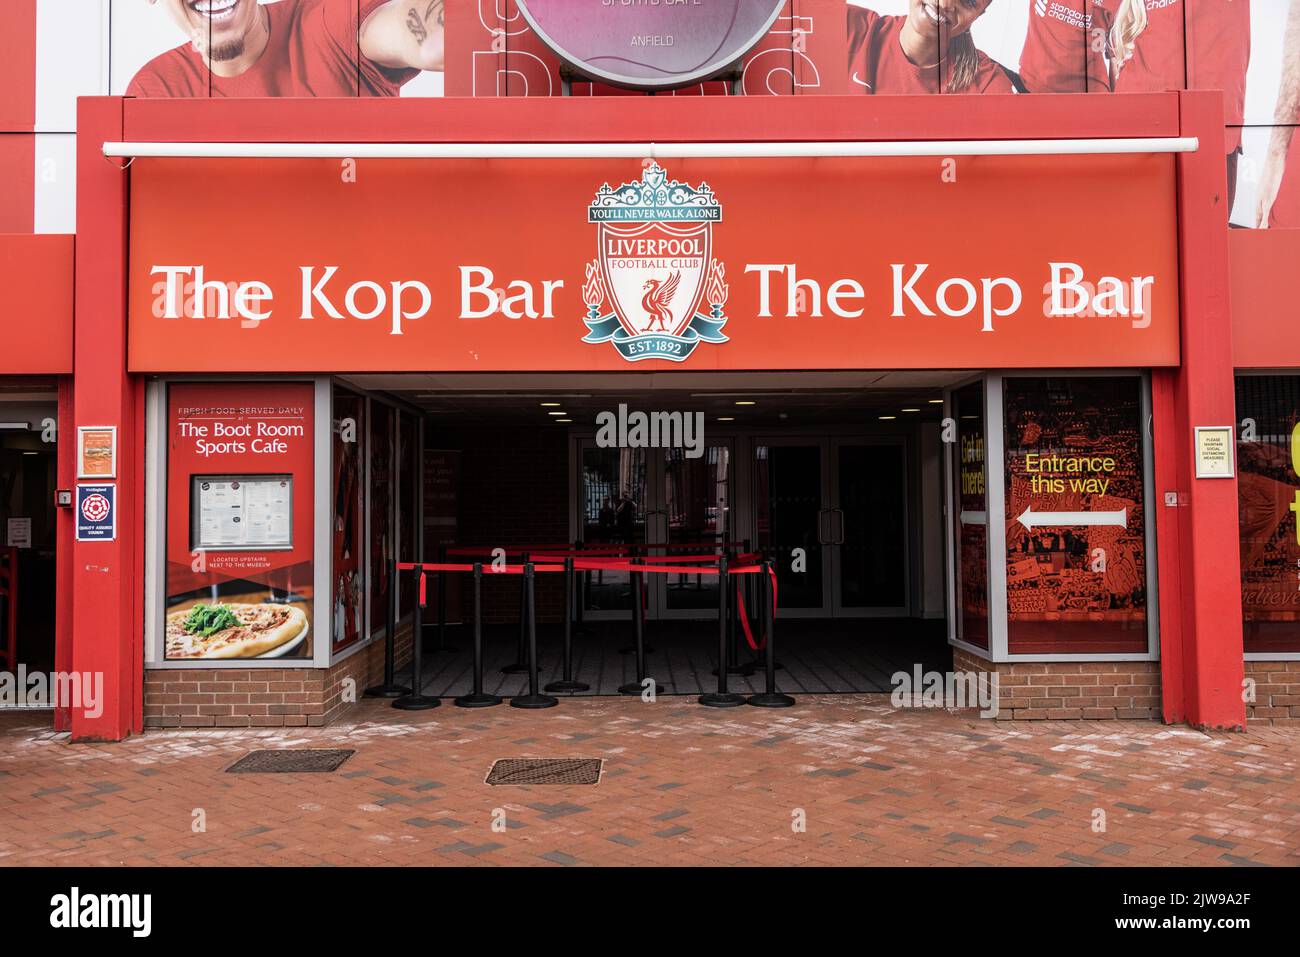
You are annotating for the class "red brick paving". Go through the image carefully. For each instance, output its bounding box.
[1,695,1297,866]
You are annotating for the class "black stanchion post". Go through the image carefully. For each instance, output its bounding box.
[433,543,458,654]
[512,563,558,709]
[365,557,411,697]
[714,546,754,679]
[394,563,440,710]
[501,549,530,674]
[620,546,656,656]
[748,560,795,708]
[619,564,645,694]
[573,539,592,636]
[700,552,745,707]
[546,555,589,694]
[456,563,500,708]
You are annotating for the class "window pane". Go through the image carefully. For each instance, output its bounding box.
[953,383,988,649]
[1236,375,1300,653]
[369,403,393,635]
[1003,377,1148,654]
[331,388,364,652]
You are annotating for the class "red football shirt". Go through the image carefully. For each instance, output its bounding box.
[127,0,418,97]
[1018,0,1112,94]
[1113,0,1248,153]
[847,7,1013,95]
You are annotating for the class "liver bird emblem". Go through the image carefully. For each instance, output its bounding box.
[641,271,681,332]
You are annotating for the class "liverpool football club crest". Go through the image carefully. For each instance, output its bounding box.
[582,162,729,362]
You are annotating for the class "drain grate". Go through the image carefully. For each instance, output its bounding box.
[485,758,603,786]
[226,749,355,774]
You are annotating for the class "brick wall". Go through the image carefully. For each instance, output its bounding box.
[144,624,412,729]
[952,647,1162,721]
[1244,660,1300,726]
[435,424,570,624]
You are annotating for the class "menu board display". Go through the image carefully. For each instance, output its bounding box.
[193,475,293,550]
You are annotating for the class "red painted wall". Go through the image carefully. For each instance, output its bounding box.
[1230,228,1300,369]
[0,234,73,372]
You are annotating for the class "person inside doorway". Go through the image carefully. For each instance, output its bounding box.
[847,0,1014,94]
[615,493,638,545]
[598,497,617,543]
[127,0,444,97]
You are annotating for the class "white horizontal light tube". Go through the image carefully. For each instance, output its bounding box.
[103,137,1199,160]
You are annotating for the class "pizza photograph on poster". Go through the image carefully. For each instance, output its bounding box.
[164,381,316,661]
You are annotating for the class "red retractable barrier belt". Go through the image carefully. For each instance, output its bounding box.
[734,566,779,651]
[395,561,565,574]
[445,541,747,558]
[383,546,792,712]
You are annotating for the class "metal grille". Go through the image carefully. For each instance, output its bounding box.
[226,749,355,774]
[485,758,603,786]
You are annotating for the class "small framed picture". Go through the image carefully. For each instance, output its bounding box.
[77,426,118,479]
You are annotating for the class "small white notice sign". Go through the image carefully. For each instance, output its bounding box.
[1194,426,1235,479]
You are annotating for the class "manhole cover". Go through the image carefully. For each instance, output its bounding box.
[485,758,603,786]
[226,749,355,773]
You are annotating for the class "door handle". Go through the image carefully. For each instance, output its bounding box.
[831,507,846,545]
[644,508,668,542]
[816,508,830,546]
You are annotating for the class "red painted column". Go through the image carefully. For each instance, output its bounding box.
[1154,91,1245,730]
[71,96,139,741]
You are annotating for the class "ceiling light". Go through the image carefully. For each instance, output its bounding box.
[718,416,735,422]
[735,400,756,406]
[901,408,920,413]
[547,411,566,416]
[540,402,562,407]
[415,393,592,399]
[556,418,572,423]
[878,415,896,421]
[928,399,943,405]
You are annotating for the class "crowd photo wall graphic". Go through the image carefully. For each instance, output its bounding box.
[103,1,1298,230]
[843,0,1290,229]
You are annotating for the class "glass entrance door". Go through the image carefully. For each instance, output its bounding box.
[753,440,831,616]
[753,436,910,618]
[655,441,733,618]
[578,433,910,621]
[576,440,733,620]
[577,441,648,617]
[832,439,909,616]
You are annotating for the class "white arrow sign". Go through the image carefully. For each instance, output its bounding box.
[958,510,986,525]
[1016,507,1127,531]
